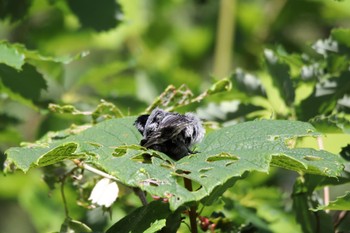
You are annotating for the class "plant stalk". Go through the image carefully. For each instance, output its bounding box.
[184,177,198,233]
[213,0,236,78]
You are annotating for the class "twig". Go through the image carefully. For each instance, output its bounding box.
[72,159,119,181]
[72,160,148,206]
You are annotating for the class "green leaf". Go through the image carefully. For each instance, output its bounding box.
[5,118,344,210]
[0,63,47,102]
[0,41,25,70]
[332,28,350,48]
[298,70,350,120]
[144,220,166,233]
[292,176,334,233]
[313,192,350,211]
[106,201,173,233]
[60,218,92,233]
[0,41,88,107]
[310,115,350,134]
[0,41,88,70]
[264,48,295,106]
[207,78,232,95]
[67,0,123,32]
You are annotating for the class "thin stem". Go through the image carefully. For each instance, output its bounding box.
[72,159,119,181]
[184,178,198,233]
[60,176,69,217]
[317,136,330,213]
[133,187,148,206]
[59,166,81,218]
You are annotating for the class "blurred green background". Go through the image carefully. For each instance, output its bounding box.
[1,0,350,232]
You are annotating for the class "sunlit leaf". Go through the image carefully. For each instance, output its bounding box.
[264,48,295,106]
[5,117,344,210]
[0,41,25,70]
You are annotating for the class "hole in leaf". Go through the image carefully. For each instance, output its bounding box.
[199,167,213,173]
[113,145,146,157]
[139,178,161,186]
[225,161,236,167]
[200,174,208,178]
[87,142,102,148]
[303,155,323,161]
[113,148,126,157]
[175,169,191,175]
[285,138,297,149]
[175,176,202,192]
[131,153,152,164]
[206,152,239,162]
[268,135,280,141]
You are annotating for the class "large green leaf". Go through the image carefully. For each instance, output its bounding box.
[5,118,344,210]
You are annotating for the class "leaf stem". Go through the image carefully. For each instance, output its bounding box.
[72,159,119,181]
[184,178,198,233]
[317,136,330,213]
[60,175,70,217]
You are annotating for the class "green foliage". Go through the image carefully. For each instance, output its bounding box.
[1,0,350,232]
[67,0,122,31]
[0,41,87,107]
[314,192,350,211]
[6,117,344,210]
[106,201,175,233]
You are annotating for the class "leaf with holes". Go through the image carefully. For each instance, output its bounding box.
[5,117,344,210]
